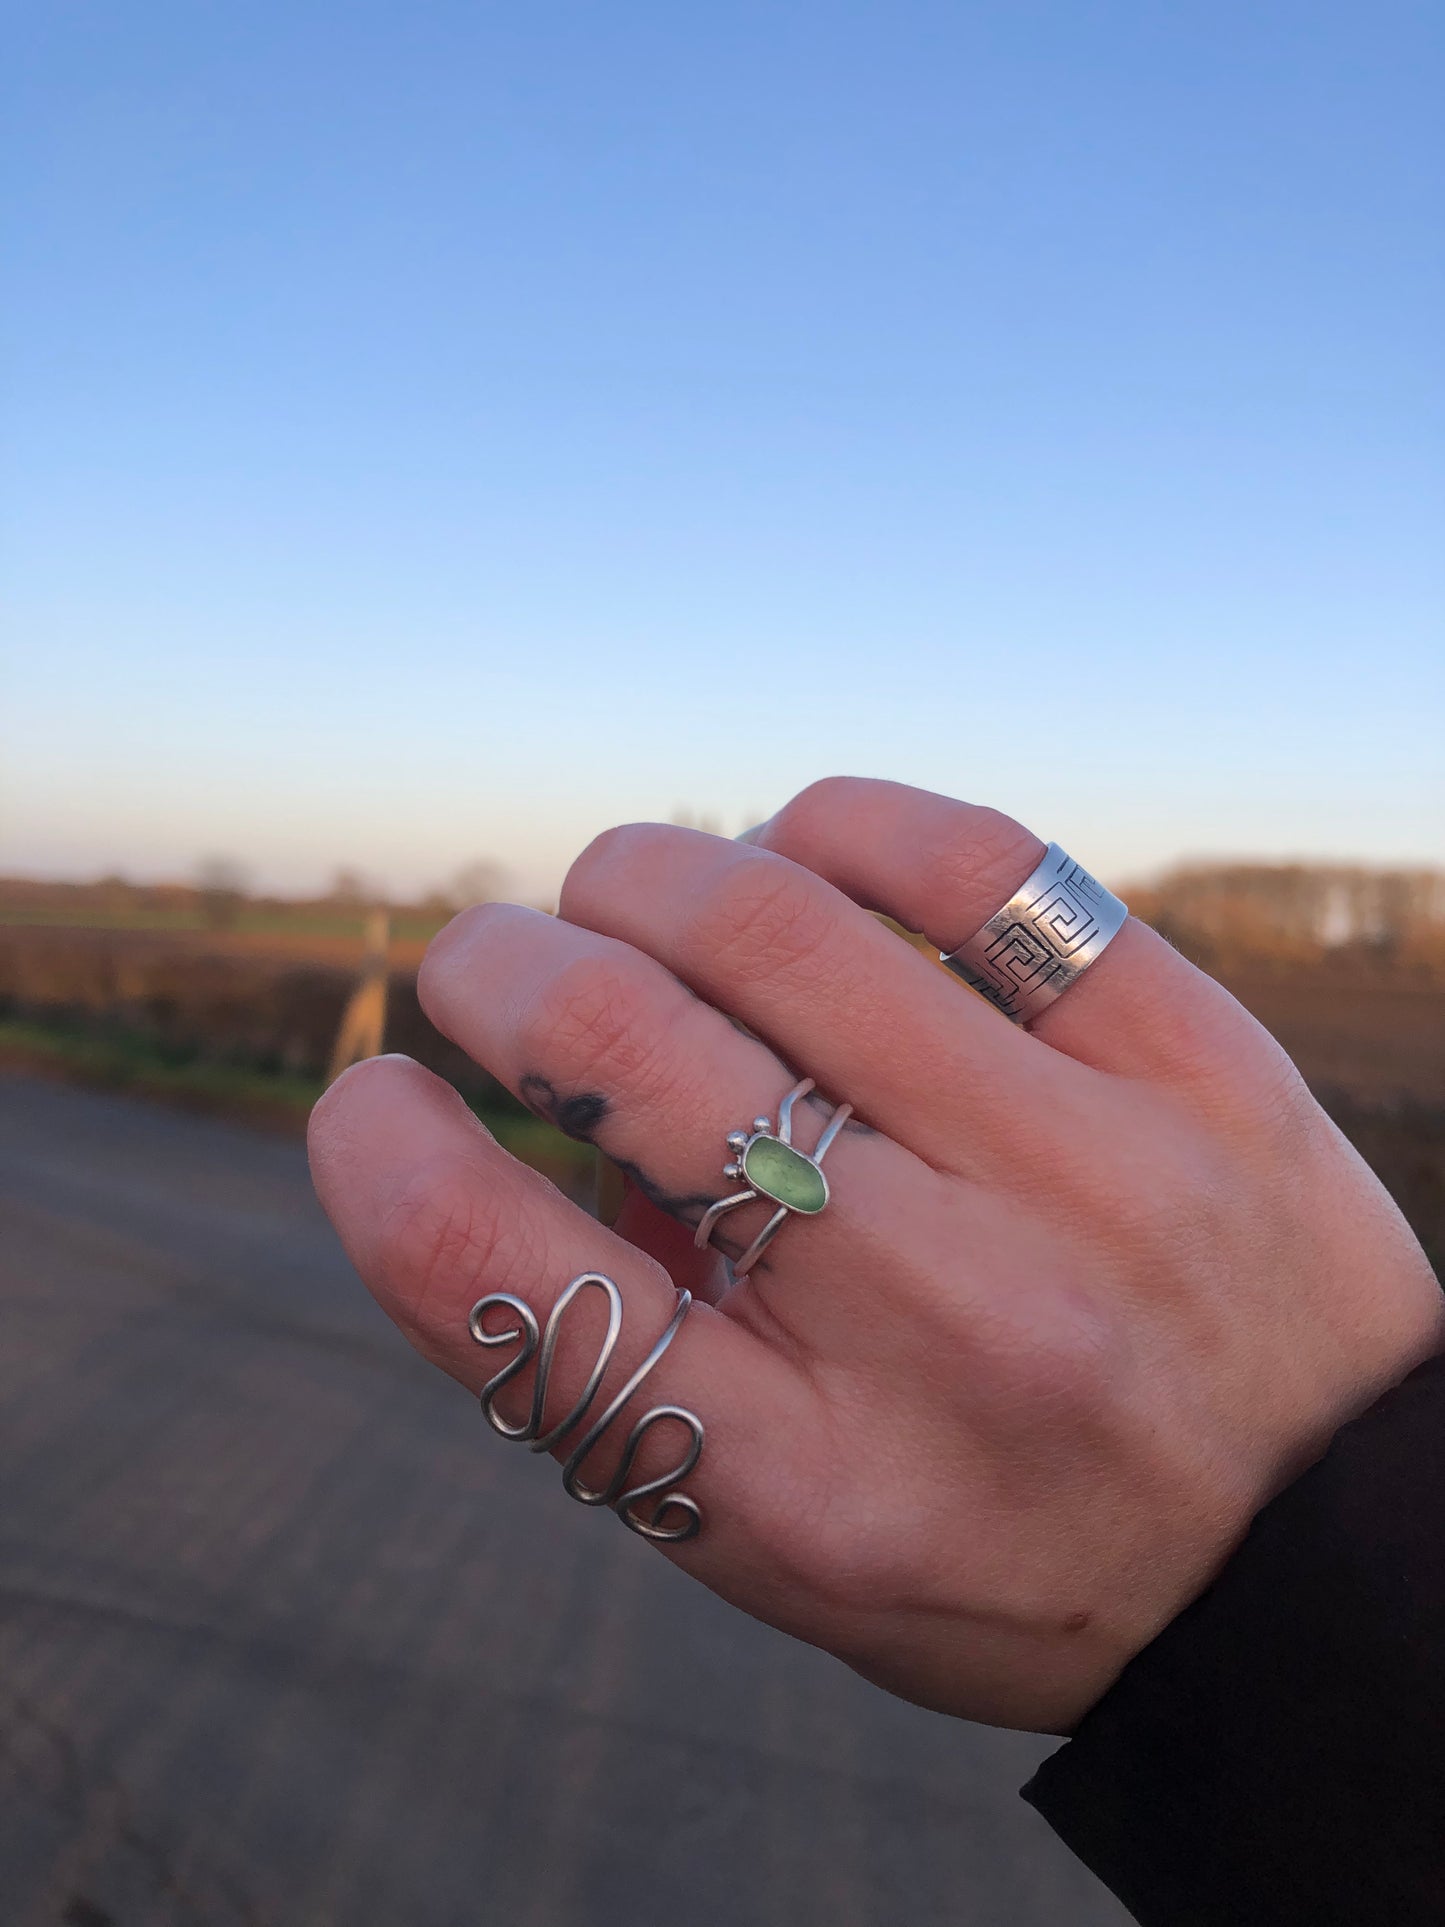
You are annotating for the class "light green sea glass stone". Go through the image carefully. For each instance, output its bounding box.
[742,1135,827,1213]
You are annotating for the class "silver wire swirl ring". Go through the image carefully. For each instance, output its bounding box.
[467,1272,704,1543]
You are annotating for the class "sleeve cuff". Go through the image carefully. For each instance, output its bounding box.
[1023,1352,1445,1926]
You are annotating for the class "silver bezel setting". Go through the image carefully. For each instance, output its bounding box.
[694,1077,851,1276]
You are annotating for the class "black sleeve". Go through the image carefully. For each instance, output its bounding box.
[1022,1352,1445,1927]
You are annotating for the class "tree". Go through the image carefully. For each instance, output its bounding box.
[670,807,723,835]
[196,856,251,931]
[448,860,506,910]
[328,867,371,907]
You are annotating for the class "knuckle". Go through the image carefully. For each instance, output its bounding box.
[376,1154,525,1334]
[1087,1113,1229,1255]
[769,1526,884,1623]
[981,1287,1120,1427]
[522,953,683,1102]
[1232,1040,1318,1141]
[917,806,1039,919]
[417,900,513,1012]
[967,1294,1125,1449]
[767,776,864,850]
[1162,1001,1321,1144]
[687,852,839,985]
[561,821,673,912]
[743,1440,891,1617]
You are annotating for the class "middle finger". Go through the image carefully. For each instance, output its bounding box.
[417,901,940,1344]
[559,822,1087,1173]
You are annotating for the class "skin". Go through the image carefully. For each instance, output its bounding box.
[308,778,1444,1734]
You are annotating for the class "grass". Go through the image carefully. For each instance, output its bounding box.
[0,1017,326,1118]
[0,908,451,943]
[0,1017,594,1189]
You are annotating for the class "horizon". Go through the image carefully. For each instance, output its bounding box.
[3,842,1442,911]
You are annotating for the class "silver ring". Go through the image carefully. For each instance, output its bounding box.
[468,1273,705,1542]
[940,842,1127,1025]
[694,1077,851,1277]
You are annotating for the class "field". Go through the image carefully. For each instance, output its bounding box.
[0,917,593,1196]
[2,896,1443,1272]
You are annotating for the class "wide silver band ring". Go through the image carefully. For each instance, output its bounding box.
[694,1077,851,1277]
[940,842,1127,1025]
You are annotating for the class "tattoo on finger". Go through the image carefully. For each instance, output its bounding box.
[517,1071,725,1238]
[519,1073,610,1142]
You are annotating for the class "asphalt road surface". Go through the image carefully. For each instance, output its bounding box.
[0,1074,1133,1927]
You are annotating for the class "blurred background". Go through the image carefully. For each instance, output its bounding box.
[2,4,1441,1924]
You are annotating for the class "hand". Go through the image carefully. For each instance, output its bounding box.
[308,778,1443,1734]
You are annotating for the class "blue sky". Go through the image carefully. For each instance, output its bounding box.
[4,1,1441,899]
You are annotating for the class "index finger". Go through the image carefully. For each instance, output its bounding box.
[308,1054,817,1578]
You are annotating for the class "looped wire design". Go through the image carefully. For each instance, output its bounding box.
[468,1273,704,1542]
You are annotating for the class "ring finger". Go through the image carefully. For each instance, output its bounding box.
[416,901,943,1348]
[742,777,1264,1085]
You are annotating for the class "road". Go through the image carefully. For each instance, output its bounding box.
[0,1074,1132,1927]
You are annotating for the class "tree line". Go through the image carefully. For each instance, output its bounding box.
[1127,863,1445,976]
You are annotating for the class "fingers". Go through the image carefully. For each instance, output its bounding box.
[415,901,940,1332]
[609,1182,733,1307]
[307,1054,803,1567]
[556,823,1077,1174]
[743,777,1267,1084]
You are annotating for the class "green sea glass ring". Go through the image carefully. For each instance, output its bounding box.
[693,1077,853,1277]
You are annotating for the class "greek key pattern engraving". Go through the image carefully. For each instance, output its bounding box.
[941,844,1127,1024]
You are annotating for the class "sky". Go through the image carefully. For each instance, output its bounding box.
[3,1,1442,902]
